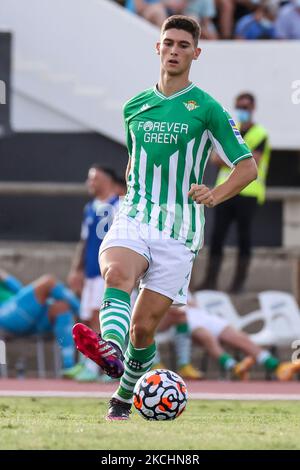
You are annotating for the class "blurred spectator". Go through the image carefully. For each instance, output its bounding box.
[185,0,219,39]
[185,299,300,381]
[215,0,236,38]
[125,0,186,27]
[235,0,278,39]
[275,0,300,39]
[125,0,167,26]
[194,92,271,293]
[0,270,79,377]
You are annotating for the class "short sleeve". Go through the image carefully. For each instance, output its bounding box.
[123,103,133,158]
[207,100,253,168]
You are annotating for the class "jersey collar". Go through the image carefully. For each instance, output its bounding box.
[153,82,195,100]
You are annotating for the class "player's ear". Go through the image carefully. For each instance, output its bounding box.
[193,47,201,60]
[156,42,161,55]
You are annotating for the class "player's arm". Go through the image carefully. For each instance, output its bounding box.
[189,100,257,207]
[189,158,257,207]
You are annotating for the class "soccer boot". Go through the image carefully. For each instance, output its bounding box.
[233,356,255,380]
[177,363,204,380]
[276,361,300,381]
[106,398,132,421]
[72,323,124,378]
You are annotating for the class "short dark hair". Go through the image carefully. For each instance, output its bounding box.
[161,15,200,46]
[90,163,117,181]
[236,92,256,106]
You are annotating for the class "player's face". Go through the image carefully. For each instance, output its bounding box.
[156,29,201,77]
[87,168,107,196]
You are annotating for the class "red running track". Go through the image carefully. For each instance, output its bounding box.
[0,379,299,399]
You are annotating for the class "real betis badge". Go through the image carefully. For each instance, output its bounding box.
[183,100,199,111]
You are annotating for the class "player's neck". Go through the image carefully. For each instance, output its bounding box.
[157,72,191,98]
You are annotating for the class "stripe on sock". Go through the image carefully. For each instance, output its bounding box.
[100,288,131,352]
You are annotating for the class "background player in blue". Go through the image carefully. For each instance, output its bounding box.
[68,164,120,381]
[0,269,80,376]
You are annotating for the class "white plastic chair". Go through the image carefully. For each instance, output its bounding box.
[250,291,300,347]
[193,290,263,331]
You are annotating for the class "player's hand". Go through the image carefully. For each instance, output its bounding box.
[188,184,216,208]
[67,270,84,296]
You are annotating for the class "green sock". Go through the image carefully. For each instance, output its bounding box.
[264,356,280,371]
[114,341,156,403]
[100,287,131,351]
[218,353,236,370]
[256,350,280,371]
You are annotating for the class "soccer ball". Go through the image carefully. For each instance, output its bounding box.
[133,369,188,421]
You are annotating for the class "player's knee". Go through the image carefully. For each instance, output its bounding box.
[103,263,133,290]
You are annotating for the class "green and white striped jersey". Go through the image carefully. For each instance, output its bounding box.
[121,82,252,253]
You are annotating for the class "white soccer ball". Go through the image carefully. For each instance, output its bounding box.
[133,369,188,421]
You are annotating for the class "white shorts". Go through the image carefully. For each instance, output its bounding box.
[99,213,195,306]
[80,276,105,321]
[186,306,229,337]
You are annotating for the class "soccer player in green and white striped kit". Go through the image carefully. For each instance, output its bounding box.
[73,15,257,420]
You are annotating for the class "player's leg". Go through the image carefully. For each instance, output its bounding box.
[107,288,172,419]
[230,196,257,293]
[195,201,234,291]
[106,233,195,420]
[0,284,48,334]
[219,325,300,380]
[186,306,247,377]
[73,247,148,378]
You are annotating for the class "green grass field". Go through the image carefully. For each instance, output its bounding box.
[0,397,299,450]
